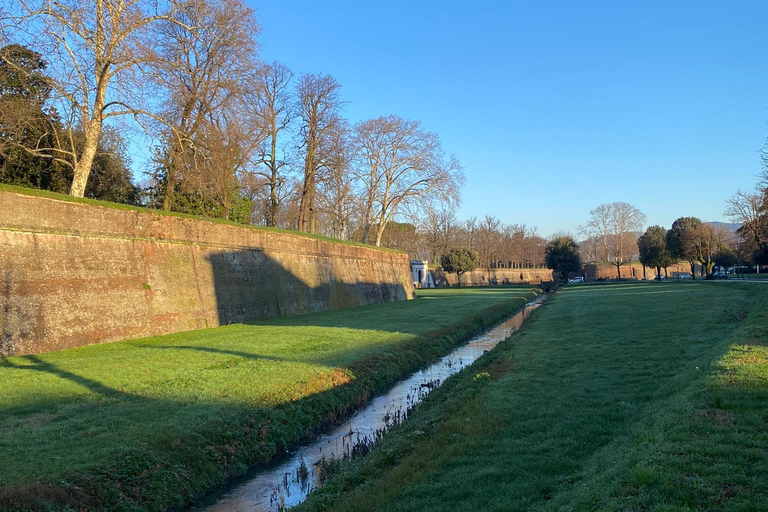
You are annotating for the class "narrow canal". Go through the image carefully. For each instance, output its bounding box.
[194,294,547,512]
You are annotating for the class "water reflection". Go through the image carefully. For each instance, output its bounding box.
[195,295,546,512]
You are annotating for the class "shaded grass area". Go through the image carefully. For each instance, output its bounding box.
[296,282,768,512]
[0,288,538,511]
[0,183,403,253]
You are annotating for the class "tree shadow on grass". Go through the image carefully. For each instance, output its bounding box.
[1,355,120,398]
[0,334,454,512]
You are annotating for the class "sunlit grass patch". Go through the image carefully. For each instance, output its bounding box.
[0,286,537,511]
[295,282,768,512]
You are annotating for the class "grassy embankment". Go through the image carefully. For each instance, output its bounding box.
[297,281,768,512]
[0,287,538,511]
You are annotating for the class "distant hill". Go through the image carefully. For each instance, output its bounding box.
[706,221,741,233]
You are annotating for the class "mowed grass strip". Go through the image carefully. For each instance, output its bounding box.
[296,282,768,512]
[0,287,537,511]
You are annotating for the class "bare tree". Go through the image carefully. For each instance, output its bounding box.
[9,0,191,196]
[422,205,458,265]
[581,202,646,279]
[151,0,260,213]
[296,73,342,233]
[316,121,356,239]
[691,223,730,278]
[725,189,768,274]
[462,216,478,252]
[579,203,612,262]
[476,214,502,270]
[196,106,263,220]
[250,61,293,226]
[354,115,464,247]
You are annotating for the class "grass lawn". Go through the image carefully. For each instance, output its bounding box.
[296,281,768,512]
[0,287,537,511]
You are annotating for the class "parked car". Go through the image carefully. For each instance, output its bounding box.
[654,275,666,280]
[678,273,692,279]
[713,271,727,279]
[568,276,584,283]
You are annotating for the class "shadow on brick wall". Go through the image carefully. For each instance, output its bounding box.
[207,250,408,325]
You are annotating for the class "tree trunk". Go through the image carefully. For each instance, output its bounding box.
[689,260,696,280]
[268,135,279,227]
[298,138,316,232]
[656,266,661,279]
[375,221,385,247]
[69,123,100,197]
[297,173,315,233]
[615,262,622,280]
[162,170,176,211]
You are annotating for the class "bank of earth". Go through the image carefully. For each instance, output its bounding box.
[296,281,768,512]
[0,287,539,512]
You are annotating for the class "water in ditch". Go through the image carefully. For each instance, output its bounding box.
[194,294,547,512]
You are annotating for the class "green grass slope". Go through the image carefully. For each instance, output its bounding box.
[296,282,768,512]
[0,287,537,511]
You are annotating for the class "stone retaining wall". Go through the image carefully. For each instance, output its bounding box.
[0,191,414,355]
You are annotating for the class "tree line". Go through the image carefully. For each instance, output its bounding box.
[635,168,768,280]
[0,0,463,247]
[545,176,768,282]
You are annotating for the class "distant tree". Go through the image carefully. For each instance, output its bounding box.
[638,225,672,279]
[378,221,419,254]
[316,121,355,239]
[691,224,729,279]
[297,73,343,234]
[251,61,294,227]
[462,216,479,251]
[440,248,479,287]
[354,115,464,246]
[545,235,581,283]
[149,0,262,219]
[579,203,612,262]
[81,127,139,204]
[580,202,646,279]
[422,206,458,265]
[476,214,502,270]
[667,216,702,279]
[725,189,768,275]
[714,247,737,270]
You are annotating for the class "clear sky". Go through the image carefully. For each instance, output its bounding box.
[247,0,767,237]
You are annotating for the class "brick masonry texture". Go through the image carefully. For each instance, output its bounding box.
[0,191,414,356]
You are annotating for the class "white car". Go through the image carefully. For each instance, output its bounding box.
[568,276,584,283]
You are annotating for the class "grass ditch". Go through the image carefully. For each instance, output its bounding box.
[0,287,539,511]
[294,281,768,512]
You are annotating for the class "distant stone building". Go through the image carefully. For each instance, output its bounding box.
[410,260,436,288]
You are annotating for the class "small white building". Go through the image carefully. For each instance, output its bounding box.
[410,260,436,288]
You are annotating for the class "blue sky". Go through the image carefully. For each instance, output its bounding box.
[248,1,767,236]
